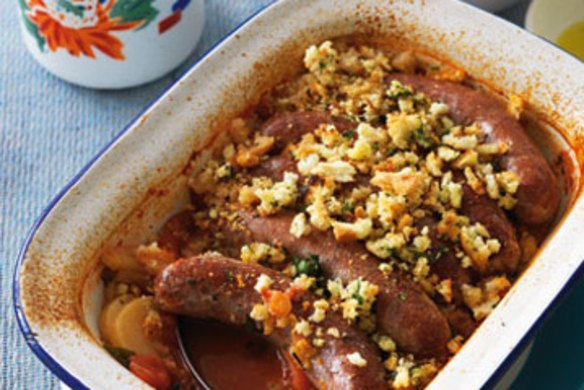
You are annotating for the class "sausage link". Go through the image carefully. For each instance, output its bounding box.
[155,255,387,390]
[256,111,522,269]
[260,111,355,153]
[236,211,450,359]
[414,216,478,336]
[250,147,520,275]
[248,152,298,180]
[239,107,521,354]
[390,74,560,225]
[415,216,472,304]
[460,182,521,274]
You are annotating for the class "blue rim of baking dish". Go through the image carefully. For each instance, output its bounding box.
[11,1,584,389]
[11,1,278,388]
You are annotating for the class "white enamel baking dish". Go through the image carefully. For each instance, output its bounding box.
[14,0,584,389]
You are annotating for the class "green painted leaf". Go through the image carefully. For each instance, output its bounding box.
[57,0,84,18]
[16,0,29,12]
[110,0,159,29]
[23,16,46,51]
[17,0,45,51]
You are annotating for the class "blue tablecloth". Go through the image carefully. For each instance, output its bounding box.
[1,1,582,389]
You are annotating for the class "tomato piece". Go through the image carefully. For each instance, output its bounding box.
[261,289,272,300]
[268,290,292,318]
[282,351,312,390]
[129,354,172,390]
[286,286,307,301]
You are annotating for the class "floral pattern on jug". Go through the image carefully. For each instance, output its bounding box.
[17,0,193,60]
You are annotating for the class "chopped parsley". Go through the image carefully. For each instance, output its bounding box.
[408,245,449,264]
[408,247,427,260]
[104,344,134,368]
[352,280,364,304]
[296,203,308,212]
[216,163,236,180]
[387,83,413,99]
[294,254,321,277]
[341,200,355,214]
[379,246,397,258]
[341,129,355,140]
[432,246,450,262]
[293,254,325,288]
[385,146,397,157]
[413,125,432,148]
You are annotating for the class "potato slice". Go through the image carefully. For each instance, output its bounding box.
[99,294,135,345]
[110,296,158,355]
[101,247,143,272]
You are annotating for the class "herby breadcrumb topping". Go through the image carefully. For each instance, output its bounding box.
[99,38,550,390]
[180,40,529,388]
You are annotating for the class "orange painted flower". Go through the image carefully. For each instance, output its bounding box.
[25,0,143,60]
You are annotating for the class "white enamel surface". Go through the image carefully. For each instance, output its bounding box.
[20,0,205,89]
[16,0,584,389]
[525,0,584,42]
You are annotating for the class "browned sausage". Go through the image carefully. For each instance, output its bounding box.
[260,111,355,153]
[238,107,520,354]
[248,152,298,180]
[414,216,478,336]
[233,211,450,359]
[155,255,387,390]
[414,216,472,303]
[242,152,513,355]
[249,147,520,275]
[390,74,560,225]
[459,181,521,274]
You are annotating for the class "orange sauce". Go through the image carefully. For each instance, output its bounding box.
[180,319,286,390]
